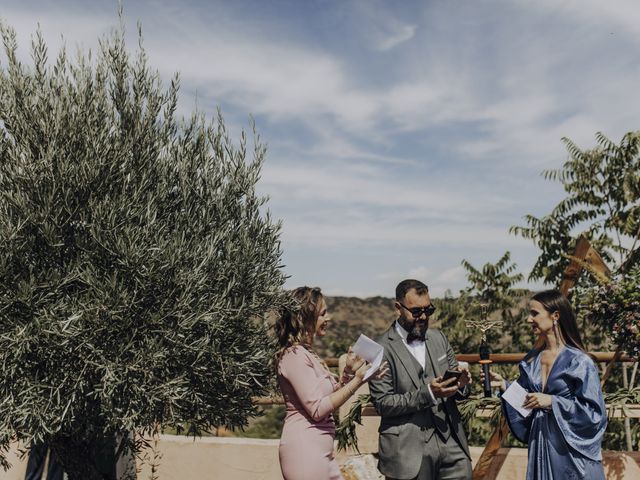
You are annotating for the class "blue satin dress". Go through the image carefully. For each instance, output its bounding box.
[502,346,607,480]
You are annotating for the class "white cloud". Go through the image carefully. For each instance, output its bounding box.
[0,6,113,57]
[3,0,638,298]
[437,265,466,284]
[12,0,632,169]
[369,265,464,299]
[347,0,418,51]
[279,218,522,250]
[374,271,400,281]
[377,24,417,51]
[408,266,430,279]
[260,161,515,223]
[382,79,480,132]
[528,0,640,44]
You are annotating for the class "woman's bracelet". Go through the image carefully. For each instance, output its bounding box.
[341,372,355,386]
[346,378,360,396]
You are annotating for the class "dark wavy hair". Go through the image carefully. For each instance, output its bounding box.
[274,286,324,360]
[531,289,586,352]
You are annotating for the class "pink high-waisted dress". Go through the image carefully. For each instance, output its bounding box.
[277,345,342,480]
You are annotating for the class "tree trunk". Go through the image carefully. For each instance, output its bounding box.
[51,436,117,480]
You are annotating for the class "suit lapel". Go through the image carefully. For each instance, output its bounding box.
[424,330,439,378]
[386,325,421,389]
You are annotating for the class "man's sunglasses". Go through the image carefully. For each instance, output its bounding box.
[398,302,436,318]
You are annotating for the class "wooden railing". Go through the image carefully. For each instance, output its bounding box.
[255,351,635,406]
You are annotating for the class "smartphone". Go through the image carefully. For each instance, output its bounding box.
[443,369,462,383]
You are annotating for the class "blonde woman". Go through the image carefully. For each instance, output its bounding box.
[275,286,387,480]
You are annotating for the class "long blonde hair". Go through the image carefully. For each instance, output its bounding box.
[275,286,323,361]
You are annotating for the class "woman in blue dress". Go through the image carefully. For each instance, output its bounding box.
[486,289,607,480]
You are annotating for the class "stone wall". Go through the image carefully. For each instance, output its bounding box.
[2,439,640,480]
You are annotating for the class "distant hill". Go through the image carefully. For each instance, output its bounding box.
[318,292,537,358]
[301,291,609,359]
[317,295,397,358]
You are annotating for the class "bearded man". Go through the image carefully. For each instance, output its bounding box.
[368,279,473,480]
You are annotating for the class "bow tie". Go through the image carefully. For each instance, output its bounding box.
[406,332,425,343]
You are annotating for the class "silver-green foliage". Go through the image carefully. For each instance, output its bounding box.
[0,22,287,475]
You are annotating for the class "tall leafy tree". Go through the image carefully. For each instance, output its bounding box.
[436,252,527,355]
[433,252,528,447]
[461,251,524,313]
[460,252,527,351]
[0,22,288,479]
[511,131,640,284]
[510,132,640,452]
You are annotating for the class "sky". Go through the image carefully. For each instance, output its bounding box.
[2,0,639,297]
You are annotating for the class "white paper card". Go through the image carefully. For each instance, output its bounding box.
[352,334,385,381]
[502,381,532,418]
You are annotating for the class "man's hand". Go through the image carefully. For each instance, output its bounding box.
[479,370,506,393]
[430,376,460,398]
[458,367,471,388]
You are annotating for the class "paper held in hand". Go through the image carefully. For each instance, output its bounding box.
[351,334,385,381]
[502,381,532,418]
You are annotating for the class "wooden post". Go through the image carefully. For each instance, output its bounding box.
[558,236,592,295]
[471,417,509,480]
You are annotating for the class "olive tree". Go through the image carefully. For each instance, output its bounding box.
[0,22,288,479]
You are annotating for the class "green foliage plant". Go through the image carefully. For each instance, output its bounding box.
[582,266,640,358]
[455,252,529,445]
[511,131,640,285]
[336,394,370,453]
[454,251,528,353]
[236,405,286,439]
[461,252,525,313]
[510,127,640,451]
[0,20,288,479]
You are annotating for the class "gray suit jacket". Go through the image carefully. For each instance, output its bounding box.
[369,324,470,479]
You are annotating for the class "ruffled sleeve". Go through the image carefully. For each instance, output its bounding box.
[551,353,607,460]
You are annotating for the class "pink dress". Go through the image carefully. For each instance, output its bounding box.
[277,345,342,480]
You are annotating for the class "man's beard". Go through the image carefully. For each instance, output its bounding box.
[400,316,427,341]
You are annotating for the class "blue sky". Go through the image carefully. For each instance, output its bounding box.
[2,0,639,297]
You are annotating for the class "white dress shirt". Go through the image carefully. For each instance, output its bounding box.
[394,320,426,369]
[394,321,437,403]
